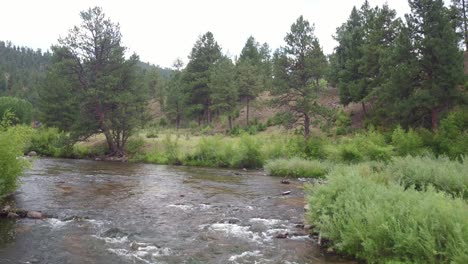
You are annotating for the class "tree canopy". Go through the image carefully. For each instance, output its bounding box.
[40,7,149,156]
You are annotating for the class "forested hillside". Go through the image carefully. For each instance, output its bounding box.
[0,41,51,105]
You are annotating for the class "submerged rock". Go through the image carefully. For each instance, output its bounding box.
[27,211,43,219]
[102,227,128,238]
[7,212,19,219]
[276,232,289,239]
[218,218,241,224]
[281,180,290,184]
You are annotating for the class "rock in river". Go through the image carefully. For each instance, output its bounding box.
[27,211,43,219]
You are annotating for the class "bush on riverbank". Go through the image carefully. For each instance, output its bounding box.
[306,167,468,263]
[264,158,330,178]
[0,126,30,199]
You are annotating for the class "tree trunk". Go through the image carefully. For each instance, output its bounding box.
[361,101,367,116]
[431,107,439,130]
[228,115,232,131]
[96,102,123,156]
[246,99,250,126]
[463,0,468,51]
[176,115,180,130]
[304,114,311,139]
[207,107,211,124]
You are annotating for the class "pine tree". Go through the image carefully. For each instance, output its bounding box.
[209,56,238,131]
[272,16,330,139]
[407,0,463,129]
[165,59,186,129]
[183,32,222,125]
[40,7,149,156]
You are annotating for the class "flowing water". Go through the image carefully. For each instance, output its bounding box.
[0,158,352,264]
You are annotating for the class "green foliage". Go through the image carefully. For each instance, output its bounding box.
[158,118,168,127]
[41,7,149,156]
[125,137,146,156]
[0,97,33,125]
[385,156,468,199]
[334,110,352,136]
[145,129,159,138]
[306,167,468,263]
[0,125,30,199]
[25,127,71,157]
[183,31,222,123]
[272,15,329,138]
[336,131,393,162]
[265,158,329,178]
[230,135,263,169]
[0,41,51,104]
[185,136,232,167]
[434,110,468,160]
[391,126,425,156]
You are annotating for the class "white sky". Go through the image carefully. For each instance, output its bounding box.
[0,0,450,68]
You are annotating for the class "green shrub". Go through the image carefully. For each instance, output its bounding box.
[158,118,168,127]
[125,136,145,155]
[0,126,30,199]
[385,156,468,199]
[337,131,393,162]
[230,135,263,169]
[25,127,71,157]
[146,130,158,138]
[265,158,329,178]
[334,110,352,136]
[162,135,181,165]
[185,136,232,167]
[434,110,468,161]
[304,137,328,160]
[306,169,468,263]
[0,97,33,125]
[391,126,425,156]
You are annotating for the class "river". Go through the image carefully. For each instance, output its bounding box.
[0,158,351,264]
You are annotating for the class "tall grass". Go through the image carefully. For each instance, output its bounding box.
[265,158,330,178]
[306,168,468,263]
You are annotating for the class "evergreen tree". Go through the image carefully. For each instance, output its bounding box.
[333,7,365,107]
[236,60,262,126]
[407,0,463,129]
[451,0,468,50]
[272,16,330,139]
[376,23,420,127]
[236,36,272,125]
[183,32,222,125]
[333,2,399,115]
[209,56,238,130]
[40,7,149,156]
[0,41,51,105]
[165,59,186,129]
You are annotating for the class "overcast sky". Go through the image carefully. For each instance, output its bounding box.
[0,0,450,68]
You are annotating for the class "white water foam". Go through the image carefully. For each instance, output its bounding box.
[107,244,173,264]
[167,203,213,211]
[166,204,193,211]
[206,223,265,244]
[46,218,68,229]
[249,218,284,227]
[228,250,263,262]
[92,234,129,244]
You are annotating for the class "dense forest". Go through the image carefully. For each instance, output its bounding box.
[1,1,466,140]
